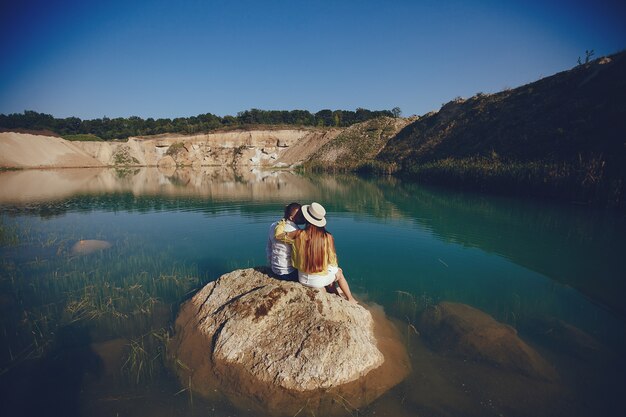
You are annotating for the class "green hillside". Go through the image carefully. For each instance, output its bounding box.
[370,51,626,207]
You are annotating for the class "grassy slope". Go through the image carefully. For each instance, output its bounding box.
[304,117,413,171]
[375,52,626,207]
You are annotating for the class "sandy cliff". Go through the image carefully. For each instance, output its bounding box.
[0,128,343,169]
[81,129,345,167]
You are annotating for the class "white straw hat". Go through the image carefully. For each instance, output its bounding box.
[301,202,327,227]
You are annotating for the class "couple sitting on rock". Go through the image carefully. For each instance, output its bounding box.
[266,202,356,302]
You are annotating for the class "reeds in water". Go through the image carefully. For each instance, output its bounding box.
[0,224,205,379]
[0,218,19,246]
[392,290,435,324]
[121,329,169,385]
[390,290,435,351]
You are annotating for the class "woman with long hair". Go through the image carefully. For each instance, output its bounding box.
[275,202,356,302]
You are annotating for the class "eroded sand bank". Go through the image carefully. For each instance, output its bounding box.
[0,132,103,168]
[0,129,342,169]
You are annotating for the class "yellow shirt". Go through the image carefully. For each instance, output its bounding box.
[274,220,338,274]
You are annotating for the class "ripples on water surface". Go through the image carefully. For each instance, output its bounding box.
[0,167,625,417]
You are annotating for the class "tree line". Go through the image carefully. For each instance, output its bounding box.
[0,107,400,140]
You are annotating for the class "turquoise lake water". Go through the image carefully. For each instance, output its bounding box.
[0,167,625,417]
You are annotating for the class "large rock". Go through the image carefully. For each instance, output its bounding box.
[419,302,557,380]
[169,267,409,416]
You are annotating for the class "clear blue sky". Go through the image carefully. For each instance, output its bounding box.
[1,0,624,119]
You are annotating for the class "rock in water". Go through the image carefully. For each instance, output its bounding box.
[70,239,111,255]
[419,302,557,380]
[522,316,605,359]
[169,267,409,416]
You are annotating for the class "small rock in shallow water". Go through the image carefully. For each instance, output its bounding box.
[70,239,112,255]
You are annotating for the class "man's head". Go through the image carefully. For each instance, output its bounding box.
[284,202,305,224]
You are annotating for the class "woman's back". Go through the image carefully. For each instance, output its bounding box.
[292,226,337,274]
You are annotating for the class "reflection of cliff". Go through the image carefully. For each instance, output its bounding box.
[0,168,106,203]
[0,167,320,204]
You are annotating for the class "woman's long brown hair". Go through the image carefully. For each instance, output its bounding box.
[299,224,335,273]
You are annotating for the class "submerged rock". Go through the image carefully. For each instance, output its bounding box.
[419,302,557,381]
[522,316,605,359]
[70,239,111,255]
[169,267,409,416]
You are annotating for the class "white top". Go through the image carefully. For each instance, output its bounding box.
[266,219,298,275]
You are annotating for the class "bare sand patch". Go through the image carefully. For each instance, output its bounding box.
[0,132,103,168]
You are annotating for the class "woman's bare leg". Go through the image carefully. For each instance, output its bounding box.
[335,268,356,302]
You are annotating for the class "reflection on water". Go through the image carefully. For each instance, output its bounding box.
[369,179,626,319]
[0,166,321,204]
[1,167,625,417]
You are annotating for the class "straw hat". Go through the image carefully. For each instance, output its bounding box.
[301,202,327,227]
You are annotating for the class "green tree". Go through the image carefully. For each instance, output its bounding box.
[315,109,333,127]
[333,110,342,127]
[222,115,237,125]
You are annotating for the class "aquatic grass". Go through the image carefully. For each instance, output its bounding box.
[0,306,58,374]
[0,224,205,374]
[393,290,419,322]
[224,258,257,273]
[0,217,20,246]
[390,290,435,324]
[332,393,359,416]
[292,399,310,417]
[0,341,47,376]
[389,290,433,352]
[173,370,194,407]
[493,290,558,330]
[385,284,562,346]
[121,329,169,385]
[57,268,196,338]
[389,285,558,334]
[501,292,523,328]
[8,219,44,246]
